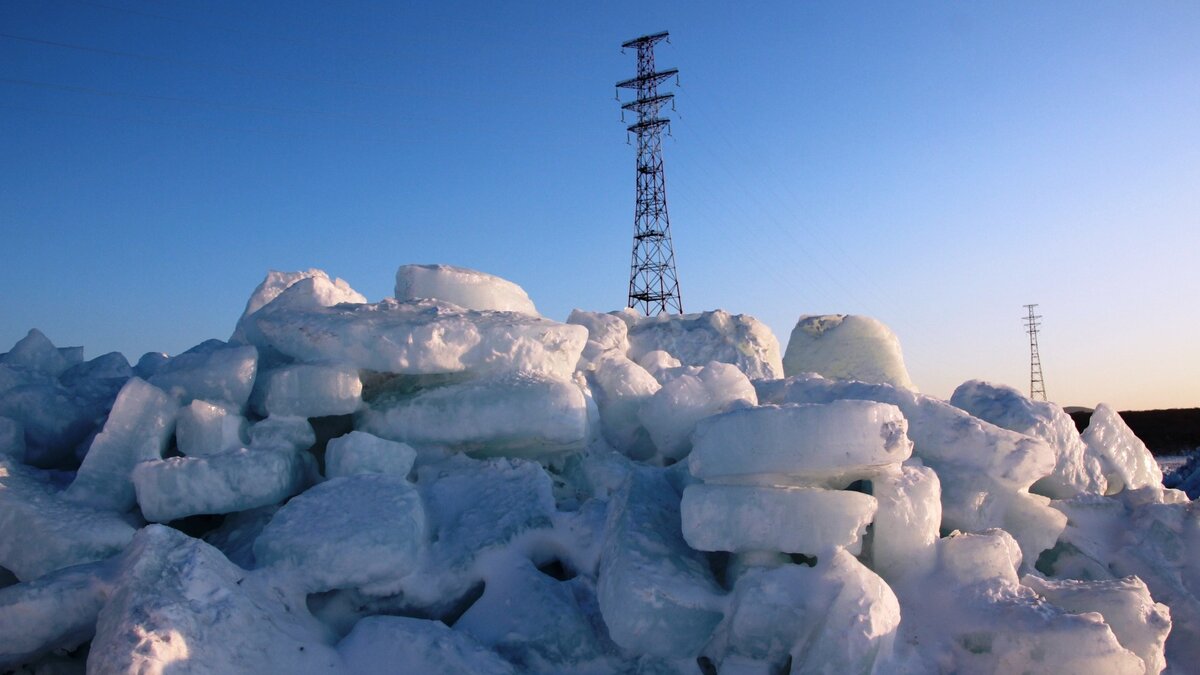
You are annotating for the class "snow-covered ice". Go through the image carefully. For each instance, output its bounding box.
[625,309,784,380]
[90,525,341,674]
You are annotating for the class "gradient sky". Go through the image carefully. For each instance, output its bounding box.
[2,1,1197,410]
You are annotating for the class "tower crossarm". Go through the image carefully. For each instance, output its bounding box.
[615,68,679,90]
[626,118,671,134]
[621,93,675,113]
[622,31,670,49]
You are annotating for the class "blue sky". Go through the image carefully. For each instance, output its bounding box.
[2,1,1197,410]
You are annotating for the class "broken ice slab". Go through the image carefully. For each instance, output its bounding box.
[65,377,178,513]
[0,559,113,670]
[1082,403,1164,493]
[132,446,308,523]
[951,380,1106,498]
[90,525,341,674]
[456,557,610,670]
[361,371,588,459]
[597,467,725,658]
[175,400,248,457]
[263,363,362,418]
[1023,574,1171,674]
[722,550,901,673]
[148,343,258,409]
[324,431,416,479]
[338,615,516,675]
[254,474,425,593]
[250,296,587,380]
[0,459,135,581]
[870,463,941,582]
[688,400,912,487]
[637,362,757,461]
[681,483,876,556]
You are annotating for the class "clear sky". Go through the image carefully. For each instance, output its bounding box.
[2,1,1197,410]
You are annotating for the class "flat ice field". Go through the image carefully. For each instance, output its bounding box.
[1,263,1195,674]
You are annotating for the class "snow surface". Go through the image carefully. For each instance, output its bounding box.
[0,265,1193,674]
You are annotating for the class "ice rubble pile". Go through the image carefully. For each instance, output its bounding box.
[0,264,1192,674]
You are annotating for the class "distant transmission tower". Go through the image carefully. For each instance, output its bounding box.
[616,31,683,315]
[1023,304,1047,401]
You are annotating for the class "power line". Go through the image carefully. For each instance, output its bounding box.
[0,76,384,121]
[0,102,323,139]
[0,32,397,92]
[65,0,313,48]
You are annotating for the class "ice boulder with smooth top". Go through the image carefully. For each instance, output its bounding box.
[783,314,915,390]
[395,264,539,315]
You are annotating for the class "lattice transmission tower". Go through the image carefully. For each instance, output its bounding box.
[1023,304,1047,401]
[616,31,683,315]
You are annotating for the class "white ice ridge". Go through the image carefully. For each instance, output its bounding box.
[0,266,1191,674]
